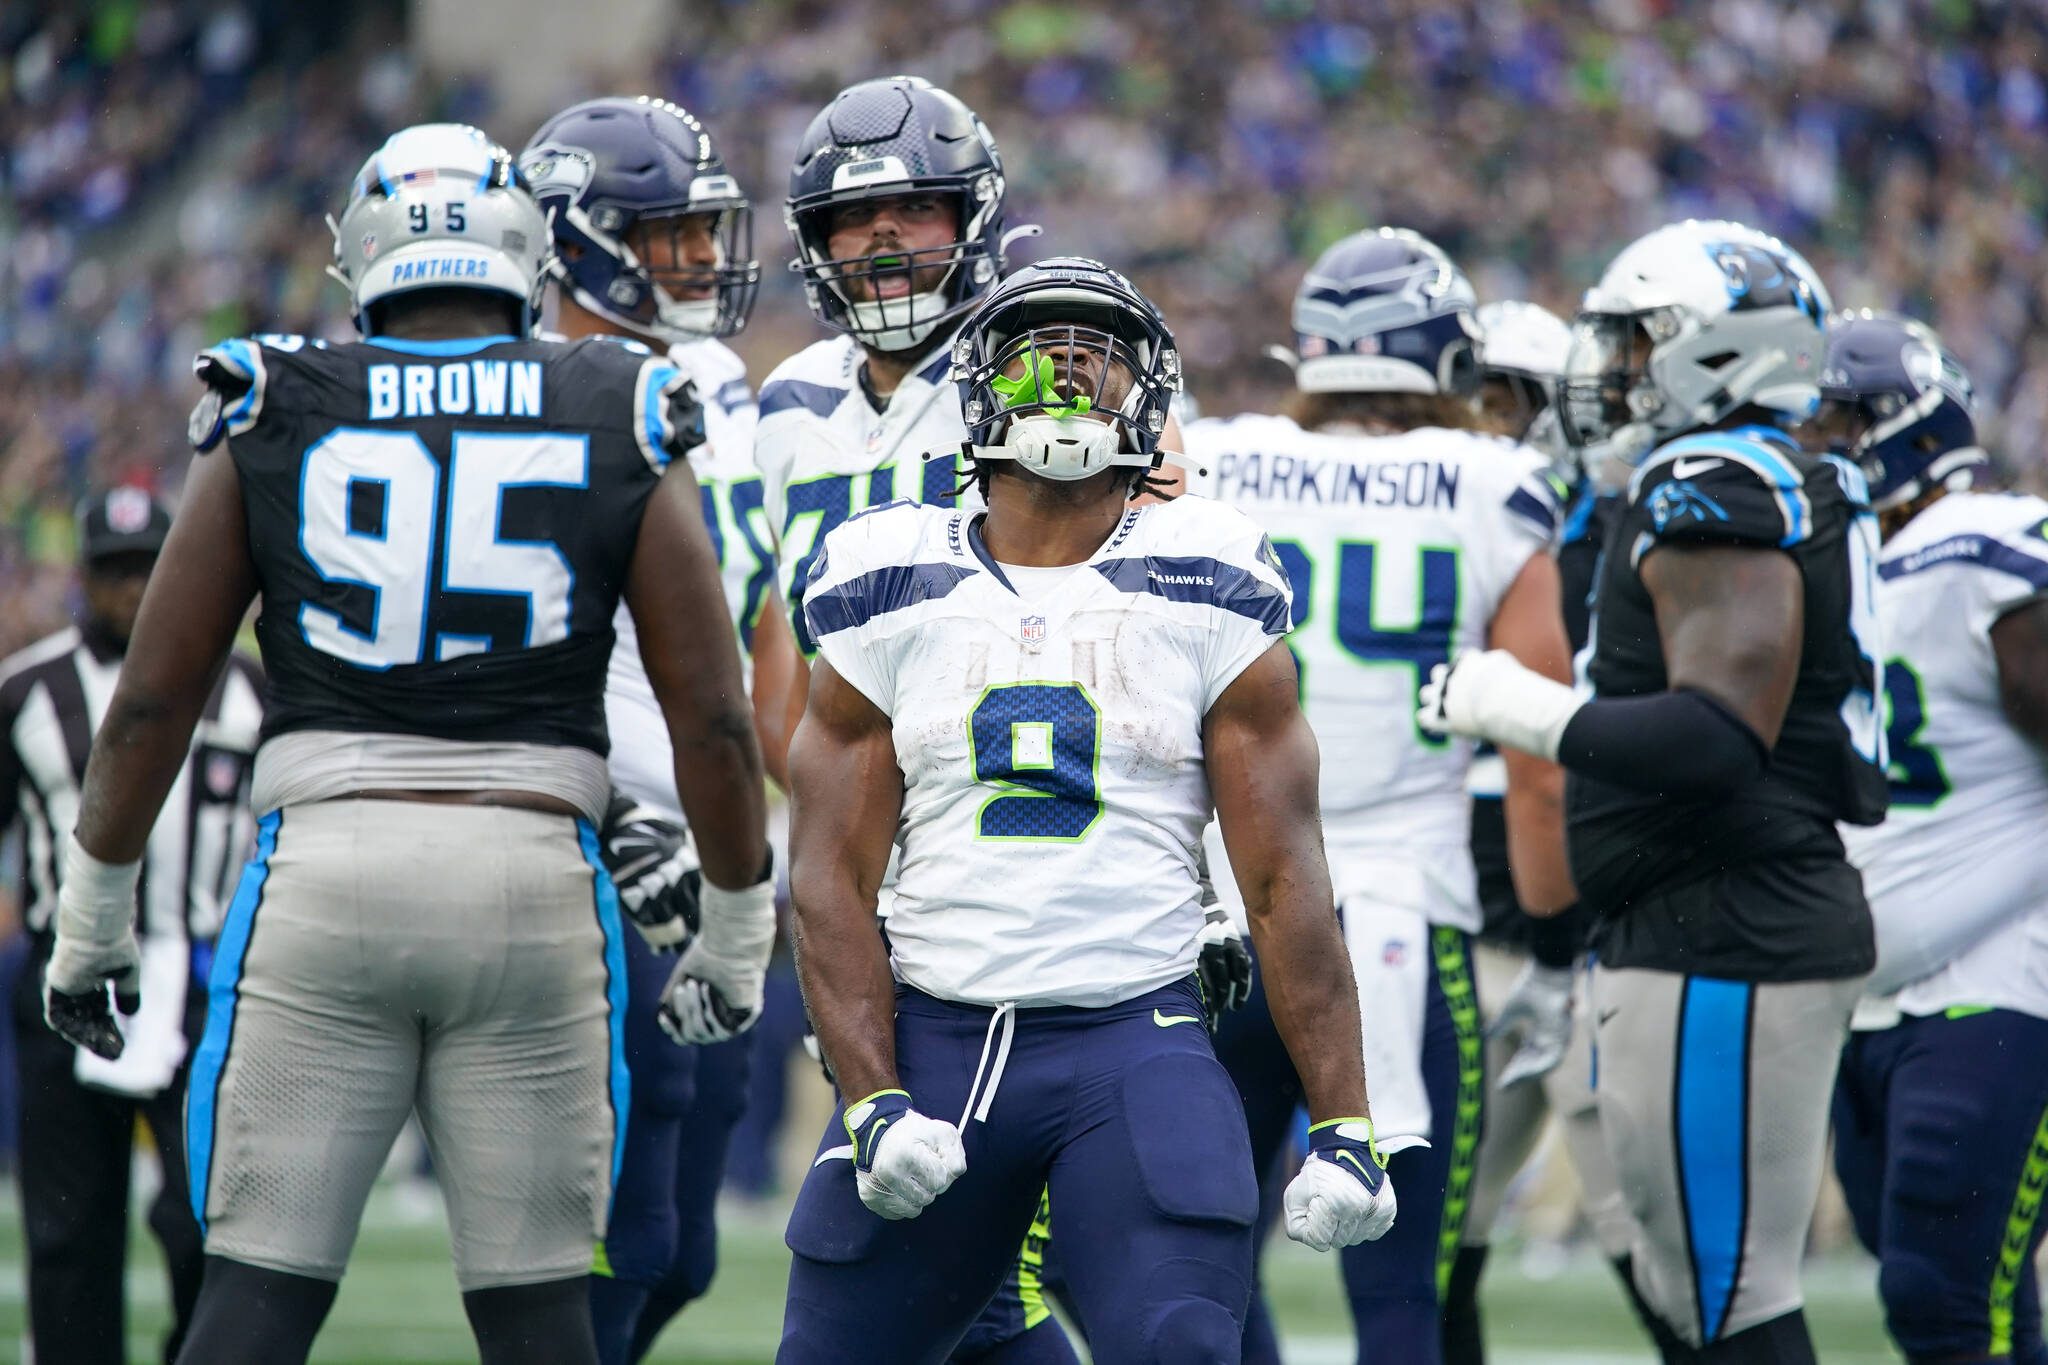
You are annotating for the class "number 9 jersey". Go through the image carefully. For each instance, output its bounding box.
[801,496,1291,1008]
[191,331,701,767]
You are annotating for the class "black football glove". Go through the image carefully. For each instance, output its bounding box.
[597,791,701,951]
[1197,905,1254,1031]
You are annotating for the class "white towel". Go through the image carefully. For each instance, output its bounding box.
[1342,895,1435,1152]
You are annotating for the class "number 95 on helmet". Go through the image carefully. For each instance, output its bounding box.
[327,123,552,337]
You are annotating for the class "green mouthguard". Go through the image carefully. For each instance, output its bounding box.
[990,351,1093,418]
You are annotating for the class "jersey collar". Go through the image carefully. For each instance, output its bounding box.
[362,334,517,356]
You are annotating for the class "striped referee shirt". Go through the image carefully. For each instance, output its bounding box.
[0,626,265,1004]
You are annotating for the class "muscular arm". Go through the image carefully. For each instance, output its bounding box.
[1992,597,2048,752]
[787,659,903,1101]
[1640,542,1803,746]
[1484,551,1576,914]
[748,603,804,791]
[74,454,256,862]
[627,467,769,889]
[1208,641,1367,1122]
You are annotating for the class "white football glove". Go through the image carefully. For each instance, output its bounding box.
[657,869,776,1045]
[845,1090,967,1220]
[1416,649,1582,760]
[44,834,142,1061]
[1284,1118,1399,1251]
[1489,962,1575,1089]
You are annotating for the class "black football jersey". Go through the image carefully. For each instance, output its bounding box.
[1475,486,1615,949]
[1568,425,1888,978]
[191,332,702,754]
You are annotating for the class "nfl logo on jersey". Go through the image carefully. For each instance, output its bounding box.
[1020,615,1047,645]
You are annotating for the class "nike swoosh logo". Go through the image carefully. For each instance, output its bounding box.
[1597,1007,1621,1026]
[1153,1009,1201,1028]
[1670,456,1721,479]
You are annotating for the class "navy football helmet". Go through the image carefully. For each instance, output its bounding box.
[1811,310,1983,511]
[951,256,1180,483]
[786,76,1007,354]
[521,96,758,343]
[1287,228,1480,396]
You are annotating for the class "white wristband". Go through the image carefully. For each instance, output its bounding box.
[58,834,141,944]
[698,876,776,939]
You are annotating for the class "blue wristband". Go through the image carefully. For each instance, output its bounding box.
[1308,1116,1387,1192]
[843,1089,913,1173]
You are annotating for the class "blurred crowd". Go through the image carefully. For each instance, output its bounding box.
[2,0,2045,658]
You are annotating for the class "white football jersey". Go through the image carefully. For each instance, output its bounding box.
[804,496,1292,1007]
[1184,413,1559,930]
[607,337,768,819]
[754,331,977,657]
[1841,490,2048,1018]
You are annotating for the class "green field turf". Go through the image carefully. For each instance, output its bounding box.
[0,1183,1902,1363]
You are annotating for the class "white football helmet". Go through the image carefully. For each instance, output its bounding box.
[1560,220,1831,486]
[328,123,552,335]
[1476,299,1571,456]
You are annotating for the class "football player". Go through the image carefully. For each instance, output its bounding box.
[42,124,775,1365]
[780,258,1395,1362]
[1446,299,1671,1363]
[1185,234,1577,1365]
[1421,221,1886,1363]
[1819,313,2048,1365]
[760,75,1227,1363]
[519,95,775,1365]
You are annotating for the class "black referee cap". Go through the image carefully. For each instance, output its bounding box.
[78,486,172,564]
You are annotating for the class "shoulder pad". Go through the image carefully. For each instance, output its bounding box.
[1632,434,1816,550]
[631,358,705,471]
[190,338,268,453]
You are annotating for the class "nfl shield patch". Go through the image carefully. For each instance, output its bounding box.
[1020,615,1047,645]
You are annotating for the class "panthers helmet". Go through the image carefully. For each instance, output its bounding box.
[1475,299,1571,451]
[521,97,758,343]
[952,256,1180,483]
[1290,228,1480,396]
[1560,220,1831,481]
[1813,310,1983,511]
[786,76,1007,354]
[329,123,550,335]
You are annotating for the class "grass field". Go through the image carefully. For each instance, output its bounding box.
[0,1181,1904,1364]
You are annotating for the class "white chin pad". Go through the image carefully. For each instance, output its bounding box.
[847,289,949,353]
[653,292,720,340]
[1001,414,1123,481]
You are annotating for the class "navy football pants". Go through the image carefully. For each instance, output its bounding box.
[780,979,1257,1364]
[1834,1008,2048,1364]
[591,928,753,1365]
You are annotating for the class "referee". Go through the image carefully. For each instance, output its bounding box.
[1,487,264,1365]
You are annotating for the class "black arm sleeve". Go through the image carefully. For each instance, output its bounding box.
[1556,687,1769,799]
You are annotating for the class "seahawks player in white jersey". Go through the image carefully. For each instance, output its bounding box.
[756,76,1015,679]
[782,256,1394,1364]
[1185,231,1576,1365]
[762,75,1096,1364]
[1820,313,2048,1365]
[519,98,780,1364]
